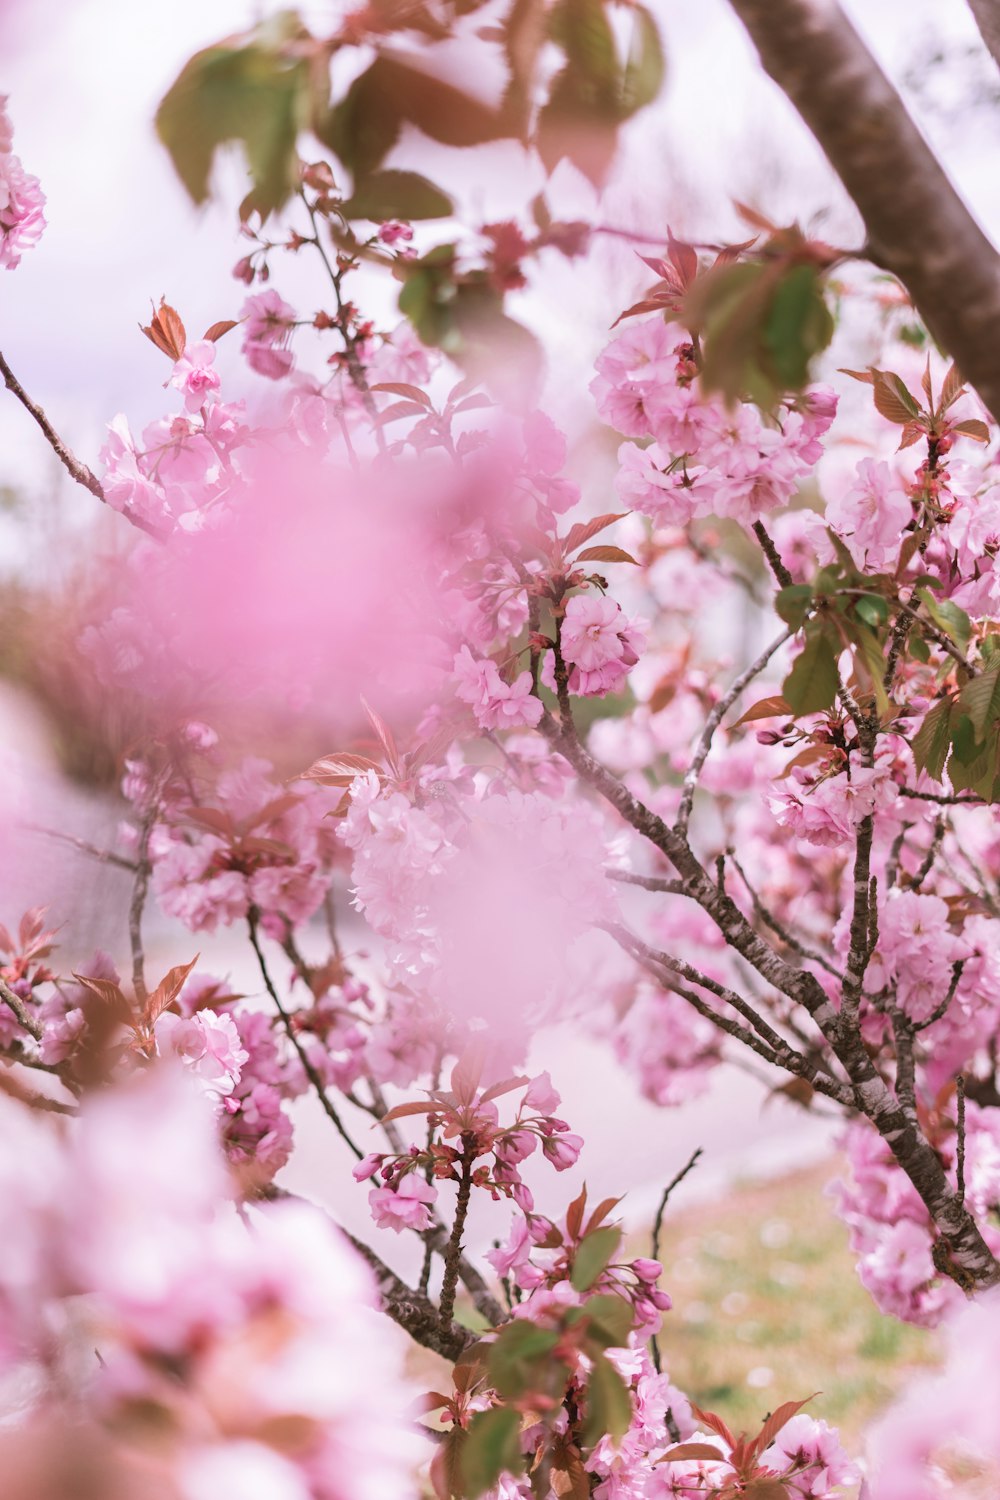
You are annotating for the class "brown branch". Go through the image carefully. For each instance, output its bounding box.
[365,1078,504,1326]
[650,1147,703,1375]
[0,350,106,501]
[439,1138,475,1330]
[608,871,690,895]
[752,520,793,587]
[247,913,364,1161]
[0,977,43,1042]
[541,709,1000,1288]
[968,0,1000,72]
[675,625,793,836]
[726,0,1000,424]
[257,1184,477,1359]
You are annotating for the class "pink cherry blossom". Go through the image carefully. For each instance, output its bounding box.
[0,101,45,270]
[378,219,413,246]
[560,594,645,697]
[368,1174,437,1232]
[155,1010,249,1101]
[170,342,222,412]
[453,646,544,730]
[825,458,913,572]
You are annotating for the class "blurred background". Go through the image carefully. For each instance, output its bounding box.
[2,0,997,1438]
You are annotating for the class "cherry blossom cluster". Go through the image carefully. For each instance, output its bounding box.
[354,1065,583,1233]
[0,96,44,270]
[597,316,837,529]
[0,1068,422,1500]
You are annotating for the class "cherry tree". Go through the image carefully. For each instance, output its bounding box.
[3,2,1000,1495]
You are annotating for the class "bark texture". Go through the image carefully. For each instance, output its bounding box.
[727,0,1000,422]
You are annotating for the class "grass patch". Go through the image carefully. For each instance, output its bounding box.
[635,1155,940,1449]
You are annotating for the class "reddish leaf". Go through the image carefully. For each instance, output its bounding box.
[369,381,434,408]
[953,418,991,443]
[240,793,302,833]
[380,1100,439,1123]
[0,922,13,954]
[362,697,400,775]
[939,361,964,411]
[145,954,200,1026]
[576,544,637,565]
[584,1196,623,1234]
[667,229,699,287]
[753,1395,819,1457]
[566,1184,588,1241]
[203,319,239,342]
[563,513,628,555]
[141,299,187,361]
[377,399,432,424]
[734,200,779,233]
[73,974,131,1021]
[871,369,921,425]
[451,393,494,415]
[297,752,384,787]
[657,1443,730,1463]
[691,1404,735,1448]
[18,906,48,949]
[732,695,791,727]
[838,367,875,385]
[450,1041,487,1104]
[478,1074,531,1105]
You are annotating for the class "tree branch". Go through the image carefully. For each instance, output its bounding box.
[726,0,1000,423]
[676,626,792,837]
[0,349,106,501]
[247,913,364,1161]
[968,0,1000,73]
[257,1184,477,1359]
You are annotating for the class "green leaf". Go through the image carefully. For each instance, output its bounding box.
[774,583,813,629]
[764,264,835,391]
[948,720,998,799]
[342,169,453,221]
[462,1408,523,1498]
[916,588,972,655]
[854,594,889,628]
[959,665,1000,738]
[582,1354,633,1445]
[910,699,953,781]
[322,56,507,176]
[621,4,667,113]
[317,63,401,177]
[782,630,839,716]
[156,12,310,215]
[849,618,890,719]
[488,1322,561,1398]
[581,1293,634,1350]
[571,1226,622,1292]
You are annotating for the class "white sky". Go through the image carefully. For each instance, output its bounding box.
[0,0,997,532]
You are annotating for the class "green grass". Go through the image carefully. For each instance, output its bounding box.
[634,1156,940,1449]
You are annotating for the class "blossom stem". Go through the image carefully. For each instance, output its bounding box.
[438,1137,475,1330]
[246,912,364,1161]
[0,348,106,501]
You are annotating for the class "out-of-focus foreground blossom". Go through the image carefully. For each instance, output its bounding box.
[0,1067,423,1500]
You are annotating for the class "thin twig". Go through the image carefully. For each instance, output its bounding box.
[956,1074,967,1207]
[752,520,793,587]
[608,871,689,895]
[21,824,137,872]
[914,960,965,1033]
[675,626,793,836]
[247,912,364,1160]
[0,977,43,1041]
[650,1147,703,1374]
[0,350,106,501]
